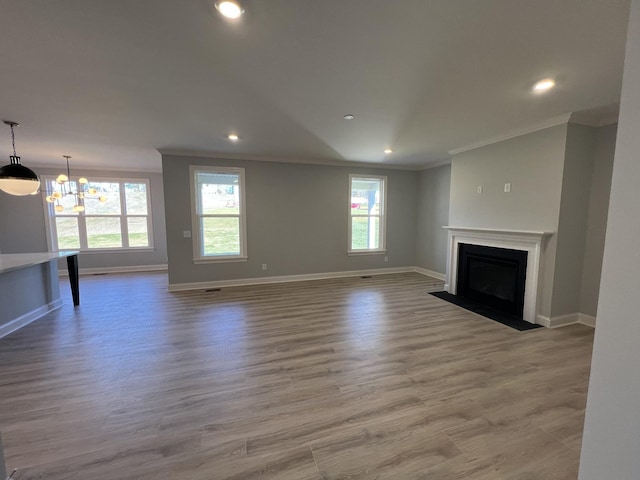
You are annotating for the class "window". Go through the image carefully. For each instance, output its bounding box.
[349,175,387,253]
[44,177,153,251]
[190,166,247,262]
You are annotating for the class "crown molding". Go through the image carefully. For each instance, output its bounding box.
[29,163,163,174]
[417,158,452,171]
[448,113,572,156]
[157,149,423,171]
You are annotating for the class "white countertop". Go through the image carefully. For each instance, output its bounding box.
[0,251,78,274]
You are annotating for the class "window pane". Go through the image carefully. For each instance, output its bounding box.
[55,217,80,249]
[351,179,381,215]
[84,182,121,215]
[198,173,240,215]
[86,217,122,248]
[127,217,149,247]
[125,183,148,215]
[202,217,240,256]
[351,216,380,250]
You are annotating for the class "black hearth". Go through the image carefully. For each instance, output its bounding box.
[457,243,527,317]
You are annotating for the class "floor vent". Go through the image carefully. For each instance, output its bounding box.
[205,288,222,292]
[361,276,373,279]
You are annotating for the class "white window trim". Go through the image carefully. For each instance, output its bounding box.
[43,176,154,253]
[348,174,387,254]
[190,165,248,263]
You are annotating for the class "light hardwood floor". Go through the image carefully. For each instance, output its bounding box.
[0,272,594,479]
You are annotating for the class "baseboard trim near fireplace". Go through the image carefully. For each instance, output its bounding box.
[414,267,446,281]
[536,313,596,328]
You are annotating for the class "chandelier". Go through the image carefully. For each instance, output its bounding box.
[45,155,106,212]
[0,120,40,196]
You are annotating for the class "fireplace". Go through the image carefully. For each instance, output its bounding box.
[444,227,552,323]
[457,243,527,316]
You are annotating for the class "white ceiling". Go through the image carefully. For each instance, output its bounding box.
[0,0,630,172]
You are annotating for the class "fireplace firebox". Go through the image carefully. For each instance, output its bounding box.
[457,243,528,317]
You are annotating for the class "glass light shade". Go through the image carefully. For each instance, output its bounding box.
[52,191,62,199]
[72,205,85,213]
[99,195,107,202]
[0,163,40,196]
[56,174,68,184]
[54,204,64,212]
[46,195,54,203]
[78,177,88,184]
[88,187,97,195]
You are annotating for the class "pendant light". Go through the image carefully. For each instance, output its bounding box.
[45,155,107,212]
[0,120,40,196]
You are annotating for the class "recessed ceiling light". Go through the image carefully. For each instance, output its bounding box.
[227,134,240,141]
[215,1,244,19]
[384,148,393,154]
[533,78,555,93]
[343,114,355,120]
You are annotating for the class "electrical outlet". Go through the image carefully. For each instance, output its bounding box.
[477,185,483,194]
[183,230,191,238]
[262,264,267,270]
[504,182,511,193]
[384,256,388,263]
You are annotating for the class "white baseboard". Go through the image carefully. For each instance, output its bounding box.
[535,315,552,328]
[168,266,416,292]
[578,313,596,327]
[0,299,63,339]
[413,267,446,281]
[536,312,596,328]
[59,264,168,276]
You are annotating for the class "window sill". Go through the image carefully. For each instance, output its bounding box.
[347,250,387,256]
[193,256,248,264]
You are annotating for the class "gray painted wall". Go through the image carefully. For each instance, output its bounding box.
[0,168,167,270]
[162,155,418,286]
[579,1,640,476]
[0,192,48,254]
[449,125,567,232]
[415,164,450,275]
[580,124,617,317]
[449,124,567,317]
[551,124,596,317]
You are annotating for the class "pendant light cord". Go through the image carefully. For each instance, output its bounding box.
[10,124,17,157]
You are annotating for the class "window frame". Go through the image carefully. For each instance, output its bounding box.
[348,174,387,255]
[190,165,248,263]
[43,176,154,253]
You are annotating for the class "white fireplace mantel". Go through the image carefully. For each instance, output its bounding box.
[443,226,554,324]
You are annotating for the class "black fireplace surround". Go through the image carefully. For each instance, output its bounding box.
[457,243,528,317]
